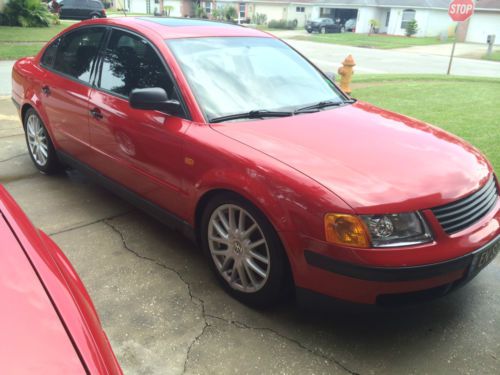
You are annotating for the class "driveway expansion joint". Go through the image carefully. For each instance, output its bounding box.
[0,153,26,163]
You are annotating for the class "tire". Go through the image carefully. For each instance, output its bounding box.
[24,108,62,174]
[320,27,326,34]
[200,193,291,308]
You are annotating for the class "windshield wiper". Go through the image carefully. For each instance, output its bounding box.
[209,110,293,123]
[294,99,356,114]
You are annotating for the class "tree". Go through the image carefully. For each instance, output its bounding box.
[1,0,53,27]
[405,19,418,37]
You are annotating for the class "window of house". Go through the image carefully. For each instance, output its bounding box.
[296,7,305,13]
[385,10,390,27]
[204,1,212,14]
[99,30,174,99]
[239,3,245,19]
[401,9,416,29]
[51,27,105,83]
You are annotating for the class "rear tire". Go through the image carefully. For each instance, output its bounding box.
[200,193,291,308]
[24,108,62,174]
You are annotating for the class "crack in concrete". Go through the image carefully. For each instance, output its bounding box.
[0,153,25,163]
[103,219,209,375]
[103,218,360,375]
[205,314,360,375]
[48,211,132,236]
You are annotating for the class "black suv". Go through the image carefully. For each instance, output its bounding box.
[58,0,106,20]
[305,18,344,34]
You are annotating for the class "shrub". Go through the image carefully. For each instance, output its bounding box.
[369,19,379,34]
[405,19,418,37]
[224,6,237,21]
[195,6,207,19]
[268,19,296,30]
[252,13,267,25]
[1,0,53,27]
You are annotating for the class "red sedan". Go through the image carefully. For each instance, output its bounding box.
[0,185,122,373]
[11,17,499,306]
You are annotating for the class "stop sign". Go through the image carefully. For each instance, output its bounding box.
[448,0,475,22]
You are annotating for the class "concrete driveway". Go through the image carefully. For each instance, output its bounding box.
[1,98,499,374]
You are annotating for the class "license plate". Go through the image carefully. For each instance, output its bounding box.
[468,237,500,277]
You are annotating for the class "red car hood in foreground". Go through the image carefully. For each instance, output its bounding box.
[213,102,492,214]
[0,215,85,374]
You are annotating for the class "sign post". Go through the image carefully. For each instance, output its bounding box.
[447,0,475,75]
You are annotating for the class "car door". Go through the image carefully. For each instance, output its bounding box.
[88,28,191,218]
[39,26,106,162]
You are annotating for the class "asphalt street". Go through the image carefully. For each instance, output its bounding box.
[1,95,499,374]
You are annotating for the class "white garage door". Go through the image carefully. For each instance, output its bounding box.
[466,12,500,45]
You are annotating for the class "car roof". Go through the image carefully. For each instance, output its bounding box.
[82,16,273,40]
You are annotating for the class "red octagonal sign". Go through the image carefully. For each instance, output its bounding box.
[448,0,475,22]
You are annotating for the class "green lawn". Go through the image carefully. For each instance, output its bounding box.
[292,33,454,49]
[482,51,500,62]
[351,75,500,171]
[0,22,74,60]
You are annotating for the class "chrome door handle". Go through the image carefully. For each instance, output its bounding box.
[89,107,103,120]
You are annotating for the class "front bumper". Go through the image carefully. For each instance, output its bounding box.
[289,199,500,305]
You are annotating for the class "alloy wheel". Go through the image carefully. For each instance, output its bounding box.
[26,113,48,167]
[208,204,271,293]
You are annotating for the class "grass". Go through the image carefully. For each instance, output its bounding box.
[0,22,72,60]
[292,33,454,49]
[350,75,500,171]
[482,50,500,62]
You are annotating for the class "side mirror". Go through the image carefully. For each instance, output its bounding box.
[129,87,181,115]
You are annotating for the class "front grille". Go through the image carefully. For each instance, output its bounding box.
[432,176,498,234]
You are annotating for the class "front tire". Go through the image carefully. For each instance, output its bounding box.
[200,193,291,307]
[24,108,62,174]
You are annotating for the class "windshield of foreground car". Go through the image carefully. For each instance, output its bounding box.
[167,37,346,122]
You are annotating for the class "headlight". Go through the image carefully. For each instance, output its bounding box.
[360,212,432,247]
[324,212,432,248]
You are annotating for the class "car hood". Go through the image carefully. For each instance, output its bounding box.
[212,101,492,213]
[0,216,85,374]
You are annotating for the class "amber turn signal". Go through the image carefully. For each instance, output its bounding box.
[324,213,370,248]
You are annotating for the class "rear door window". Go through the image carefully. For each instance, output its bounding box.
[52,27,105,83]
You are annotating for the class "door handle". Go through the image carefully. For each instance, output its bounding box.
[89,107,103,120]
[41,85,51,95]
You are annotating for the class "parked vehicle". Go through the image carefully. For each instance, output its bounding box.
[344,18,357,32]
[0,185,122,374]
[305,18,344,34]
[12,18,500,307]
[58,0,106,20]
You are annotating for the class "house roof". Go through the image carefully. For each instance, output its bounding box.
[475,0,500,11]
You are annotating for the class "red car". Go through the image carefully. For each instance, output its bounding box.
[11,17,499,307]
[0,185,122,373]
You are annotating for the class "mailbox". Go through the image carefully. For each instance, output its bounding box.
[487,35,496,45]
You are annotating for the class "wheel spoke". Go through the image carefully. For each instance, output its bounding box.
[217,211,230,231]
[39,144,48,158]
[238,209,245,231]
[243,223,257,238]
[212,220,228,239]
[245,258,267,279]
[209,235,229,246]
[249,250,269,265]
[248,238,266,250]
[243,261,258,287]
[237,264,248,288]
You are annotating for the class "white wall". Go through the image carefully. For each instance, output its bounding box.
[255,4,287,22]
[128,0,182,15]
[466,12,500,45]
[356,7,379,34]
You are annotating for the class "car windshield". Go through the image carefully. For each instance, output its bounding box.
[167,37,345,122]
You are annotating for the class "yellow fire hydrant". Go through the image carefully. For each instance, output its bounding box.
[337,55,356,95]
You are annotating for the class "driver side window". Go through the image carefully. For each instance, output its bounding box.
[98,29,177,101]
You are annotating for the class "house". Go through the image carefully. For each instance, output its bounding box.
[462,0,500,44]
[113,0,185,16]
